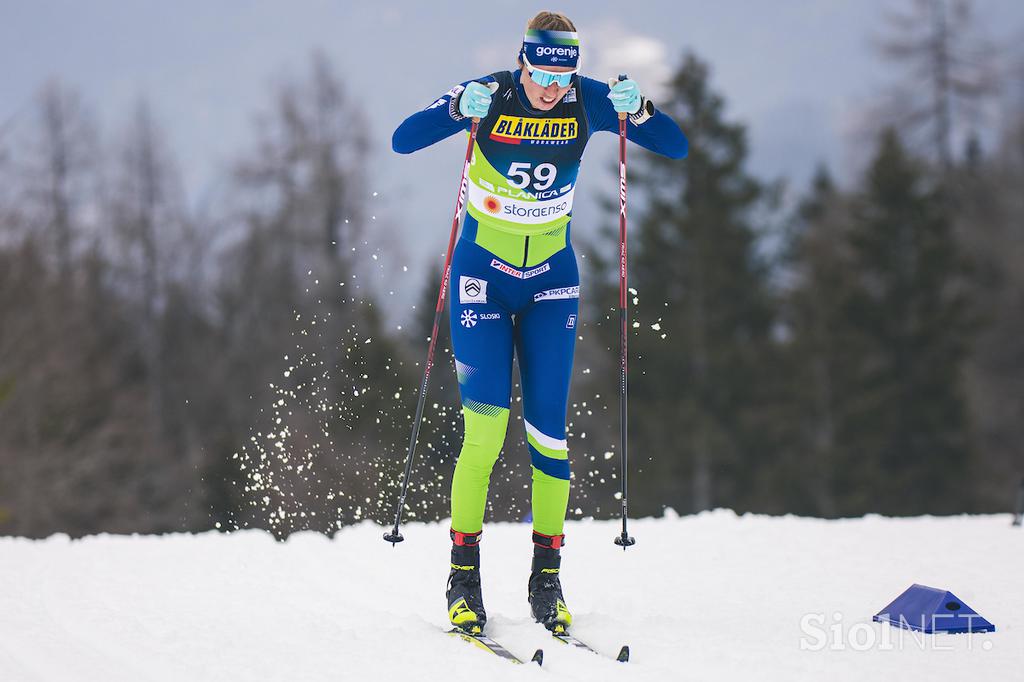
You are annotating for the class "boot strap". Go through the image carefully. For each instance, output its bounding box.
[532,530,565,549]
[450,528,482,546]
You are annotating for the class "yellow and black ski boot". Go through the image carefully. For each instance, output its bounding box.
[528,531,572,632]
[447,529,486,633]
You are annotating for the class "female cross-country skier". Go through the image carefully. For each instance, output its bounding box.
[392,11,687,635]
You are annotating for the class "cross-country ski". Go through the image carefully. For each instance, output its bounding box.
[448,627,544,666]
[550,627,630,663]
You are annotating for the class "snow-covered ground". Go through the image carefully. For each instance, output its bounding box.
[1,510,1020,681]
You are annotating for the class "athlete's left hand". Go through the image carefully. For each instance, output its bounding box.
[607,78,642,115]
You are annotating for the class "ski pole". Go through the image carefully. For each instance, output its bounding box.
[384,86,493,545]
[611,74,636,550]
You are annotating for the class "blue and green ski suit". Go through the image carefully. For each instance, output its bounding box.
[393,68,686,539]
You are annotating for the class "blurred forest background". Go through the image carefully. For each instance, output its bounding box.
[1,0,1022,538]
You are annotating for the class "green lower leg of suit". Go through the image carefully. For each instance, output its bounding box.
[531,466,570,536]
[450,404,570,536]
[450,404,508,534]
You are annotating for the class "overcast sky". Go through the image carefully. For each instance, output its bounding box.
[3,1,1023,285]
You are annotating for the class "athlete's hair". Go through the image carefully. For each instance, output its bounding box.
[517,11,577,68]
[527,11,576,32]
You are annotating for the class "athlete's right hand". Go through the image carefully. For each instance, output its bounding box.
[458,81,498,119]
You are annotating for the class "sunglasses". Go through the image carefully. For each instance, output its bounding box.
[523,56,577,88]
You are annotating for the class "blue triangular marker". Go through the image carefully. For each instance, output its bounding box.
[873,584,996,634]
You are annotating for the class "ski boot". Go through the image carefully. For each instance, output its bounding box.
[446,529,486,633]
[527,531,572,632]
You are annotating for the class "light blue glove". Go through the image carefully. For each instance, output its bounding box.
[606,77,642,115]
[458,81,499,119]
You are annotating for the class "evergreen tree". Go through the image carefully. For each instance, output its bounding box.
[951,110,1024,509]
[840,129,974,513]
[586,53,776,515]
[780,167,863,516]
